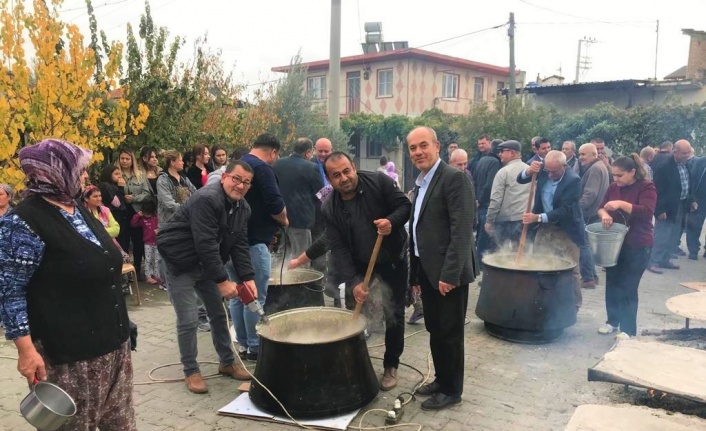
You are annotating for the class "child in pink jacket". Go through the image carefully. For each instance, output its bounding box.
[131,198,162,287]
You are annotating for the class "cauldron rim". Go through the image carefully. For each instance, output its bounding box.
[268,268,324,287]
[256,306,366,344]
[482,253,576,273]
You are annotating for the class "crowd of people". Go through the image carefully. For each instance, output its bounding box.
[462,134,701,340]
[0,128,704,428]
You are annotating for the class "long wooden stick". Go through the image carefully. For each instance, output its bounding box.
[516,172,537,263]
[353,234,384,320]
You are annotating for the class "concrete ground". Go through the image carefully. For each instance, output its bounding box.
[2,252,705,430]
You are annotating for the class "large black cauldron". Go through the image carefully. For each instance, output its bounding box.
[475,254,577,343]
[250,307,379,418]
[265,269,325,314]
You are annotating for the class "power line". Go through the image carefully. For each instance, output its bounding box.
[413,23,506,50]
[518,0,652,26]
[59,0,129,14]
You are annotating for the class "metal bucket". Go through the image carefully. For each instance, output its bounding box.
[266,269,325,314]
[586,223,628,267]
[250,307,379,418]
[20,381,77,431]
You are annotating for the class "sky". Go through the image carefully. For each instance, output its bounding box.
[46,0,706,99]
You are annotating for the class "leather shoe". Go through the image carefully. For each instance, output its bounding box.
[421,393,462,410]
[581,280,596,289]
[185,372,208,394]
[380,367,398,391]
[659,261,680,270]
[646,266,663,274]
[218,363,251,381]
[415,380,442,396]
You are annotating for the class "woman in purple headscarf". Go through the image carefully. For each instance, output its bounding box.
[0,139,136,430]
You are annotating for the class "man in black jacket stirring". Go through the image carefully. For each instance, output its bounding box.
[158,161,257,394]
[322,152,412,391]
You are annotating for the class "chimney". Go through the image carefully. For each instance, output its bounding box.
[682,29,706,81]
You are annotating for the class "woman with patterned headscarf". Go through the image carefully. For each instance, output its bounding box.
[0,139,136,430]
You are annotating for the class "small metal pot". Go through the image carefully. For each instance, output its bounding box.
[20,381,77,431]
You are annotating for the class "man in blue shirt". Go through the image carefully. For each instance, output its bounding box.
[518,150,585,309]
[229,133,289,361]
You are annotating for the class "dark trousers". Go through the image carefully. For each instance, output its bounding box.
[475,207,494,267]
[418,265,468,397]
[686,204,706,255]
[493,220,523,247]
[346,260,407,369]
[605,245,651,336]
[117,212,144,272]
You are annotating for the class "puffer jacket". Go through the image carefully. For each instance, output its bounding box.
[157,182,254,283]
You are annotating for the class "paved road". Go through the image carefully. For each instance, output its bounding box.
[1,253,704,430]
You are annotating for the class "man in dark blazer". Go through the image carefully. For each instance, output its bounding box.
[407,126,479,410]
[648,140,695,272]
[517,150,584,308]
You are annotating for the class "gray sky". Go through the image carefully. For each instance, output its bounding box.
[53,0,704,98]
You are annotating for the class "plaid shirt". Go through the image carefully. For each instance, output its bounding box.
[678,163,689,200]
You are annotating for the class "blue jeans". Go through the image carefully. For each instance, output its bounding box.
[163,264,234,376]
[228,243,270,354]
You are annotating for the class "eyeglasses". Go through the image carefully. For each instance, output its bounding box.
[225,174,252,188]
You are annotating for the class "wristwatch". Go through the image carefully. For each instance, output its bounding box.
[536,214,541,223]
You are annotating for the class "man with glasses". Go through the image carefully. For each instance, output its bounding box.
[229,133,288,362]
[158,161,258,394]
[518,150,585,309]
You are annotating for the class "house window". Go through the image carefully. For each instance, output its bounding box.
[377,69,393,97]
[474,77,485,102]
[496,81,505,90]
[307,76,326,99]
[367,140,382,157]
[442,73,459,99]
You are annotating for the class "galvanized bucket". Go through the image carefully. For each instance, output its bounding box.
[586,222,628,267]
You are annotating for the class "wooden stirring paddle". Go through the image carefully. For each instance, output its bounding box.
[515,172,537,263]
[353,234,384,320]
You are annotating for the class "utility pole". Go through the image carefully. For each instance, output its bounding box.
[574,37,596,84]
[508,12,516,98]
[654,20,660,80]
[328,0,341,130]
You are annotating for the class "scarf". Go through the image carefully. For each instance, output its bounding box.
[19,139,92,205]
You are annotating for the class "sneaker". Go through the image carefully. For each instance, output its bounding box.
[598,323,618,334]
[407,310,424,324]
[688,254,698,260]
[146,277,158,285]
[197,322,210,332]
[158,284,167,291]
[615,332,630,340]
[246,351,258,362]
[237,346,247,360]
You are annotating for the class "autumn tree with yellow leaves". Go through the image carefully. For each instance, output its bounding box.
[0,0,149,189]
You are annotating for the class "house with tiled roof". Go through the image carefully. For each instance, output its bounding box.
[272,47,524,118]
